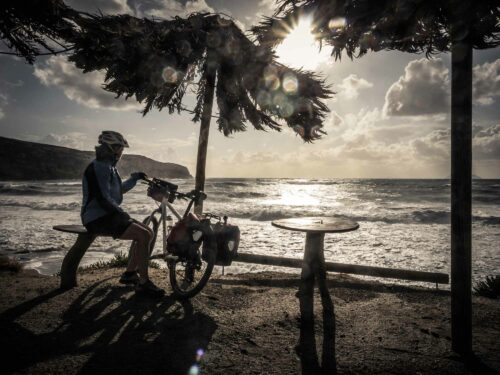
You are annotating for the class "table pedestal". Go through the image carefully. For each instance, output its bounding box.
[299,233,336,374]
[272,217,358,375]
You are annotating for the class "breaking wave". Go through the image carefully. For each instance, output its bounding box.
[0,183,76,196]
[0,200,80,211]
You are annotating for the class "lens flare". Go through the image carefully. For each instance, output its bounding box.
[328,17,346,30]
[280,102,295,118]
[282,73,298,94]
[256,90,272,107]
[264,66,280,91]
[162,66,178,84]
[188,365,199,375]
[196,348,205,361]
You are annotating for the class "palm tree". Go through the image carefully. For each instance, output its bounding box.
[67,12,332,213]
[0,0,79,63]
[253,0,499,357]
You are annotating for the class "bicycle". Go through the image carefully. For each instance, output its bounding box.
[131,177,228,299]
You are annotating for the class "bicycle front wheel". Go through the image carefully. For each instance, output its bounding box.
[168,241,216,299]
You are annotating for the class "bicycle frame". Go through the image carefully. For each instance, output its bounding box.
[145,194,198,257]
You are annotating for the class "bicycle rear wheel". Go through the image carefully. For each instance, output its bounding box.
[168,240,216,299]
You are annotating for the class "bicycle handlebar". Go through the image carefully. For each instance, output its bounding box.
[142,176,207,204]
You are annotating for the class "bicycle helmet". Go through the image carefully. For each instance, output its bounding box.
[98,130,129,148]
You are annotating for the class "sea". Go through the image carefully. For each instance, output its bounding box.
[0,178,498,287]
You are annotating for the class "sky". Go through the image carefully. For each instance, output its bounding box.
[1,0,499,178]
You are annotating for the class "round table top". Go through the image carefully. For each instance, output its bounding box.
[272,217,359,234]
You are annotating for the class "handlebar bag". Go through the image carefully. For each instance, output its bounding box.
[213,222,240,266]
[147,184,167,203]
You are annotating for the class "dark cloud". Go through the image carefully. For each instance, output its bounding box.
[384,57,500,117]
[65,0,214,18]
[34,56,140,110]
[383,58,449,117]
[65,0,133,15]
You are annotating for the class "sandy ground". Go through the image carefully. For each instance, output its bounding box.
[0,268,499,375]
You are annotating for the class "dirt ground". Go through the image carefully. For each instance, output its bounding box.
[0,268,499,375]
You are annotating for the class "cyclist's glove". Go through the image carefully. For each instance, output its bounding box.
[131,171,147,181]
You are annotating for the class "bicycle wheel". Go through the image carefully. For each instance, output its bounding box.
[168,240,216,299]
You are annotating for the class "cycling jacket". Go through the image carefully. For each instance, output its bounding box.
[81,159,138,225]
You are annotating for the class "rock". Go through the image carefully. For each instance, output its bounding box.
[0,136,191,180]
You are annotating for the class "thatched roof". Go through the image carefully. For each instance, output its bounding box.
[68,12,332,141]
[0,0,79,63]
[252,0,500,59]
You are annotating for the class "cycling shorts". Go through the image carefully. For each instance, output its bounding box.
[84,211,138,239]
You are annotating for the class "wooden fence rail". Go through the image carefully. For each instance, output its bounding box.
[232,253,449,285]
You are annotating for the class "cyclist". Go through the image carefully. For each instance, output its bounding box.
[81,130,164,297]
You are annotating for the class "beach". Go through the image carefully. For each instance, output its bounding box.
[1,267,499,374]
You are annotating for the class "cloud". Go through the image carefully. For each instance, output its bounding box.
[123,132,198,164]
[473,124,500,160]
[132,0,214,19]
[34,56,141,111]
[341,107,382,140]
[473,59,500,106]
[39,132,92,150]
[408,123,500,161]
[65,0,133,15]
[323,110,343,132]
[337,74,373,99]
[383,58,450,117]
[410,128,450,160]
[384,57,500,116]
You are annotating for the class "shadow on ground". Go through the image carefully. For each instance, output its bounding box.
[1,278,217,374]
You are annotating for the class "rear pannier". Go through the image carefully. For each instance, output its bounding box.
[213,222,240,266]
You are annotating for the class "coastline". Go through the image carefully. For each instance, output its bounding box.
[1,268,498,374]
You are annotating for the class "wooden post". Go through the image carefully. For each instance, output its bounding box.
[451,20,473,356]
[194,55,217,216]
[60,234,95,290]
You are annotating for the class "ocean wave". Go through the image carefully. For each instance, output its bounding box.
[249,209,297,221]
[0,184,75,196]
[475,216,500,225]
[209,181,250,187]
[283,180,338,185]
[411,210,450,224]
[227,192,268,199]
[0,200,80,211]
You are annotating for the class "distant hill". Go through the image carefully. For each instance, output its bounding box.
[0,136,192,180]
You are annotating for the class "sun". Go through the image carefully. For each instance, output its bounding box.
[275,16,330,71]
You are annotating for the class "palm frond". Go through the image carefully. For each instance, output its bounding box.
[253,0,500,59]
[0,0,79,63]
[67,12,332,141]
